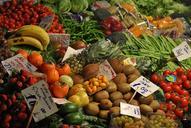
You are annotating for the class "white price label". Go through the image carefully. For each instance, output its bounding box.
[39,15,54,30]
[98,60,116,80]
[1,54,37,75]
[61,47,85,62]
[52,98,70,105]
[21,80,58,122]
[49,33,70,47]
[120,102,141,118]
[173,41,191,61]
[130,76,159,97]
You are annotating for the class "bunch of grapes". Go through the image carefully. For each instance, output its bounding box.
[145,114,178,128]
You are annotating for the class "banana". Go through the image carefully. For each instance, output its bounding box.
[10,25,50,50]
[7,36,44,51]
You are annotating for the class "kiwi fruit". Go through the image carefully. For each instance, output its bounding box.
[139,95,154,105]
[113,99,126,106]
[113,73,127,85]
[99,110,109,119]
[109,59,123,73]
[127,74,139,83]
[123,65,137,76]
[83,64,99,80]
[110,91,123,101]
[94,90,109,102]
[123,92,133,102]
[99,99,113,109]
[149,100,160,111]
[117,83,131,94]
[85,102,100,116]
[106,81,117,93]
[140,104,153,114]
[110,107,120,117]
[129,99,139,106]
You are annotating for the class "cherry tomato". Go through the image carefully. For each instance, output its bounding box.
[172,84,181,92]
[187,71,191,80]
[163,85,172,92]
[165,93,171,100]
[172,95,180,104]
[176,67,185,76]
[171,71,177,76]
[163,70,171,76]
[150,73,160,83]
[180,98,189,108]
[174,78,183,85]
[183,80,191,89]
[174,108,184,118]
[181,74,187,81]
[159,81,167,88]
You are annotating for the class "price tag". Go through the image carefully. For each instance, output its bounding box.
[98,60,116,80]
[173,41,191,61]
[61,47,85,62]
[21,80,58,122]
[39,15,54,30]
[49,33,70,47]
[120,102,141,118]
[52,98,70,105]
[1,54,37,75]
[130,76,159,97]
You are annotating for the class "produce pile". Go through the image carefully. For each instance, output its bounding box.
[0,0,191,128]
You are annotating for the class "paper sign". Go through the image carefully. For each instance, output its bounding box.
[123,57,136,66]
[98,60,116,80]
[61,47,85,62]
[39,15,54,30]
[130,76,159,97]
[173,41,191,61]
[21,80,58,122]
[120,102,141,118]
[52,98,70,105]
[49,33,70,47]
[1,54,37,75]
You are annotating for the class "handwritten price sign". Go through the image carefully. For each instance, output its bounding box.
[173,41,191,61]
[1,54,37,75]
[22,80,58,122]
[130,76,159,97]
[120,102,141,118]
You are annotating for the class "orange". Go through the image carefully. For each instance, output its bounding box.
[16,49,29,59]
[28,51,43,67]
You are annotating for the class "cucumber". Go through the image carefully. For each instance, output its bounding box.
[59,103,79,115]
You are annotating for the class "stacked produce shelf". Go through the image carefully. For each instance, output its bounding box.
[0,0,191,128]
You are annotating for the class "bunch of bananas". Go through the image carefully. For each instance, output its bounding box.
[7,25,50,51]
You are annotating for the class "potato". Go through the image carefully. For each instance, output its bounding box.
[99,99,113,109]
[123,65,137,76]
[83,64,99,80]
[149,100,160,111]
[72,74,84,84]
[113,99,126,106]
[117,83,131,94]
[110,91,123,101]
[106,81,117,93]
[99,110,109,119]
[85,102,99,116]
[113,73,127,85]
[139,95,154,105]
[140,104,153,114]
[94,90,109,102]
[109,59,123,73]
[127,74,139,83]
[129,99,139,106]
[123,92,133,102]
[110,107,120,117]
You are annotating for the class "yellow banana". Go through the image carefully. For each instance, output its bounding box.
[7,36,44,51]
[10,25,50,50]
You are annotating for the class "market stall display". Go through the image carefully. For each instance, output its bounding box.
[0,0,191,128]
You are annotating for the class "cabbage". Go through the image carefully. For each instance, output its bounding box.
[59,0,71,13]
[59,75,73,88]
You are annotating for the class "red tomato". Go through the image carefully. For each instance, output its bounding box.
[176,67,185,76]
[184,106,189,112]
[181,74,187,81]
[187,72,191,80]
[174,108,184,118]
[183,80,191,89]
[160,81,167,88]
[172,95,180,104]
[165,93,171,100]
[163,85,172,92]
[172,84,181,92]
[150,73,160,83]
[163,70,171,76]
[171,71,177,76]
[180,98,189,108]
